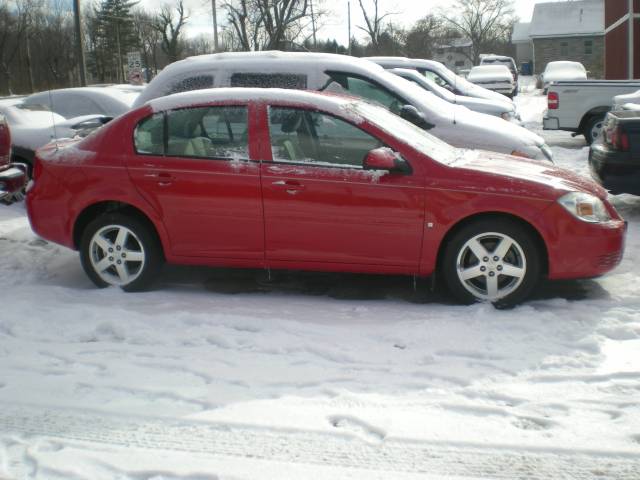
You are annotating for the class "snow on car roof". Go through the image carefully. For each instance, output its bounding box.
[365,56,446,71]
[544,61,586,72]
[149,87,365,122]
[468,65,512,81]
[134,51,389,108]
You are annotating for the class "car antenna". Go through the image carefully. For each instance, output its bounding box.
[46,81,59,151]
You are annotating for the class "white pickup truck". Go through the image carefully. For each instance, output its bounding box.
[543,80,640,143]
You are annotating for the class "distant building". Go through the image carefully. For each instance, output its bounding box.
[604,0,639,79]
[432,38,473,73]
[524,0,605,77]
[512,22,533,66]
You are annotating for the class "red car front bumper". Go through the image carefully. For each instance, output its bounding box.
[547,215,627,280]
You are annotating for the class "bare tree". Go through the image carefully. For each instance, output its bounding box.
[154,0,189,62]
[222,0,319,51]
[356,0,395,53]
[441,0,515,64]
[133,9,162,75]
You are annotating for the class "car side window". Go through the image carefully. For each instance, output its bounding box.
[269,106,382,168]
[134,113,165,155]
[167,75,215,96]
[166,106,249,160]
[422,70,449,88]
[324,72,404,114]
[230,73,307,89]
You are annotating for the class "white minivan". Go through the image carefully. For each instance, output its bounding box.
[133,51,552,161]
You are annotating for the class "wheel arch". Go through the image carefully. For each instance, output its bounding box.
[578,106,609,134]
[435,211,549,276]
[73,200,165,258]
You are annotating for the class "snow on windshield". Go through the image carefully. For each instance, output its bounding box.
[354,102,456,164]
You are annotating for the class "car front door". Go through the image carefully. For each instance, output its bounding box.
[261,105,425,271]
[127,103,264,260]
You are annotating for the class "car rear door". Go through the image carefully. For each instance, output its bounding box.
[260,105,425,271]
[127,103,264,260]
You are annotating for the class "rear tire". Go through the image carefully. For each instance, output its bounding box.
[79,213,163,291]
[585,114,606,144]
[442,219,541,308]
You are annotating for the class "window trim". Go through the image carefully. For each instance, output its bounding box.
[133,105,252,162]
[267,105,408,172]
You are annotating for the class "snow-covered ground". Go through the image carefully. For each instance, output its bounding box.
[1,79,639,479]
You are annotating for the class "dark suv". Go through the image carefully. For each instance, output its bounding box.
[589,109,640,195]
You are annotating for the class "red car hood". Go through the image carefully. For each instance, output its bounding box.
[447,150,607,200]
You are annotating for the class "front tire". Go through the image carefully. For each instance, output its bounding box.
[585,114,605,144]
[80,213,163,291]
[442,219,541,307]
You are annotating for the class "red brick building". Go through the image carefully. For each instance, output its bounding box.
[605,0,640,79]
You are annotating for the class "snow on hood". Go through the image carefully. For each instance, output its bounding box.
[468,66,513,83]
[392,77,543,155]
[450,149,605,198]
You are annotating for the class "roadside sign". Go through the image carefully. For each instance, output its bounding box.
[127,51,144,85]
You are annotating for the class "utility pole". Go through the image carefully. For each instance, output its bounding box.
[212,0,219,52]
[310,0,317,49]
[73,0,87,86]
[629,0,634,79]
[347,0,351,55]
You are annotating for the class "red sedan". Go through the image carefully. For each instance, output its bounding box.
[26,89,626,306]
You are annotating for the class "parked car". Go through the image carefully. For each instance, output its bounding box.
[0,113,26,204]
[132,51,551,161]
[22,86,139,119]
[589,109,640,195]
[0,97,109,174]
[467,65,517,99]
[543,79,640,143]
[27,88,625,306]
[389,68,520,122]
[539,61,587,92]
[366,56,514,105]
[613,89,640,111]
[480,55,519,95]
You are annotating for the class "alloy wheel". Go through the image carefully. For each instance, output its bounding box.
[455,232,527,302]
[89,225,146,286]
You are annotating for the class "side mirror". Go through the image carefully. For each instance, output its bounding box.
[363,147,411,174]
[400,105,434,130]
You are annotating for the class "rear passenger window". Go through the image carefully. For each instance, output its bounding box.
[134,113,164,155]
[231,73,307,89]
[166,106,249,160]
[167,75,215,95]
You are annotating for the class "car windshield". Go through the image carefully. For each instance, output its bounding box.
[352,101,456,165]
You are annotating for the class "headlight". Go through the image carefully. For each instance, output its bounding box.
[558,192,611,223]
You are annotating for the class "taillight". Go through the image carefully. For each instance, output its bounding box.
[548,92,559,110]
[605,125,629,151]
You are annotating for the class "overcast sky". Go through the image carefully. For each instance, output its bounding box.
[151,0,566,45]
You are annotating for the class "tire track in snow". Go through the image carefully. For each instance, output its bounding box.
[1,404,639,479]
